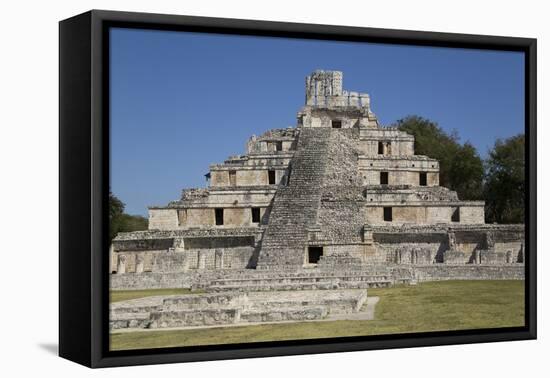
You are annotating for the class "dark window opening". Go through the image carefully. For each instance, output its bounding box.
[276,141,283,151]
[451,207,460,222]
[383,207,393,222]
[332,120,342,129]
[111,270,117,274]
[251,207,261,223]
[380,171,389,185]
[215,208,224,225]
[419,172,427,186]
[268,170,276,185]
[378,141,384,155]
[228,170,236,186]
[308,246,323,264]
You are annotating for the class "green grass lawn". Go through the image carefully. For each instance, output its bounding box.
[110,280,525,351]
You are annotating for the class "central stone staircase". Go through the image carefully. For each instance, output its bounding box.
[256,128,332,269]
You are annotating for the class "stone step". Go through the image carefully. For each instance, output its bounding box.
[109,289,370,330]
[248,290,368,314]
[110,305,160,315]
[240,306,328,323]
[202,269,390,280]
[207,280,391,292]
[210,274,391,286]
[149,308,241,328]
[161,292,249,310]
[110,312,152,330]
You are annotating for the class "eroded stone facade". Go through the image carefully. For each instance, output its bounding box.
[111,70,524,288]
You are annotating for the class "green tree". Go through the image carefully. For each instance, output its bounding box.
[109,191,148,242]
[484,134,525,224]
[449,142,484,200]
[394,115,484,200]
[110,190,125,220]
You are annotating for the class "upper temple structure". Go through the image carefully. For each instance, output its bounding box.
[110,70,524,291]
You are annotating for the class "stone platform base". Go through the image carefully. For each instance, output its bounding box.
[110,266,411,291]
[110,289,368,330]
[411,264,525,281]
[203,271,395,292]
[110,264,523,292]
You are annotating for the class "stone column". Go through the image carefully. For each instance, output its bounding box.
[109,244,115,273]
[173,237,185,252]
[506,250,513,264]
[448,232,457,251]
[135,254,144,273]
[198,250,207,270]
[117,255,126,274]
[215,249,224,270]
[485,232,495,251]
[518,243,524,263]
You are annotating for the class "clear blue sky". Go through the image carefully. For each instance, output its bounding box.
[110,27,525,216]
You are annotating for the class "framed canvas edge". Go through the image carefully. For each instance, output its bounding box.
[58,9,537,369]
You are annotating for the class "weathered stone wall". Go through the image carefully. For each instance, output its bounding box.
[459,206,485,224]
[321,244,366,265]
[180,207,270,228]
[359,159,439,187]
[370,225,524,266]
[211,169,286,187]
[149,209,178,229]
[150,188,275,229]
[246,128,298,153]
[364,204,485,225]
[186,208,215,226]
[359,157,439,171]
[383,243,443,264]
[179,189,276,206]
[112,238,174,251]
[300,109,363,129]
[363,186,458,203]
[363,244,387,264]
[111,237,257,275]
[182,236,257,270]
[110,271,197,289]
[224,208,255,228]
[358,128,415,156]
[412,265,524,281]
[304,70,371,109]
[305,70,344,106]
[110,251,160,274]
[110,238,174,274]
[362,170,431,186]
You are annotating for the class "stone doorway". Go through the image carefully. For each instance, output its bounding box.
[308,246,323,264]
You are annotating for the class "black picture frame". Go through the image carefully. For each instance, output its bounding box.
[59,9,537,368]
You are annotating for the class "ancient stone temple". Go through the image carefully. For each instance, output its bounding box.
[110,70,525,292]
